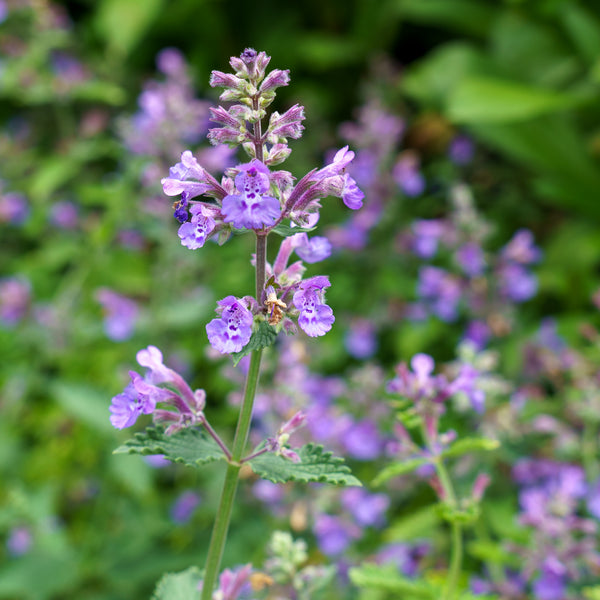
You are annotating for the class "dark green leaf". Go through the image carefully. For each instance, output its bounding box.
[248,443,361,486]
[232,321,278,366]
[114,426,227,468]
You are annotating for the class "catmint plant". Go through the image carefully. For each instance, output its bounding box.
[109,48,363,598]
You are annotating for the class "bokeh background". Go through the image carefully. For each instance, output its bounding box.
[2,1,600,598]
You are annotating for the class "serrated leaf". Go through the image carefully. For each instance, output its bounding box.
[248,443,361,486]
[271,223,317,237]
[349,564,438,599]
[232,321,278,366]
[441,437,499,459]
[114,427,226,468]
[372,457,429,486]
[152,567,202,600]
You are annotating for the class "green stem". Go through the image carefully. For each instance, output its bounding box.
[435,458,463,600]
[200,349,263,600]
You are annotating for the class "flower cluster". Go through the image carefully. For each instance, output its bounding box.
[109,345,206,434]
[160,49,364,353]
[403,184,541,347]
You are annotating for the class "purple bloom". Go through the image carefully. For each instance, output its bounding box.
[393,154,425,197]
[161,151,214,200]
[109,382,155,429]
[341,174,364,209]
[411,220,445,258]
[313,514,360,556]
[49,201,79,229]
[462,321,490,350]
[532,559,567,600]
[6,527,32,557]
[294,233,332,263]
[293,276,335,337]
[206,296,254,353]
[499,263,537,302]
[170,490,201,524]
[136,345,175,385]
[0,192,29,224]
[448,135,474,165]
[221,160,280,229]
[0,277,30,326]
[178,204,217,249]
[96,288,138,341]
[417,267,461,322]
[341,488,390,528]
[376,542,429,577]
[345,319,377,359]
[502,229,542,265]
[456,242,485,277]
[343,419,383,460]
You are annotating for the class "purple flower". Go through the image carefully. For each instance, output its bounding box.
[177,204,217,249]
[170,490,201,524]
[499,263,537,302]
[109,382,155,429]
[206,296,254,353]
[376,542,429,577]
[345,319,377,359]
[0,277,30,326]
[96,288,138,341]
[502,229,542,265]
[456,242,485,277]
[411,220,445,258]
[393,154,425,197]
[6,527,32,557]
[532,559,567,600]
[136,345,175,385]
[341,488,390,528]
[343,419,383,460]
[293,276,335,337]
[294,233,332,263]
[313,514,360,556]
[462,321,490,350]
[0,192,29,224]
[221,160,280,229]
[417,267,461,322]
[161,151,215,199]
[448,135,474,165]
[49,201,79,229]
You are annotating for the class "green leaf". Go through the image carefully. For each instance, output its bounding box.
[95,0,165,57]
[372,457,429,486]
[349,564,439,599]
[441,437,499,459]
[248,443,361,486]
[271,223,317,237]
[114,427,227,468]
[447,76,583,123]
[583,586,600,600]
[232,321,278,366]
[152,567,202,600]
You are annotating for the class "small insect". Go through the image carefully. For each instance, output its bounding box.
[264,286,287,326]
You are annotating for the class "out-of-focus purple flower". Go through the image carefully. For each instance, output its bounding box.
[313,514,360,556]
[448,135,475,165]
[156,47,186,76]
[170,490,201,524]
[393,153,425,197]
[0,277,30,326]
[143,454,171,468]
[499,263,537,302]
[293,276,334,337]
[502,229,542,265]
[411,220,445,258]
[49,201,79,229]
[532,558,567,600]
[96,288,139,342]
[0,1,8,24]
[417,266,462,322]
[376,542,429,577]
[222,160,280,229]
[200,564,253,600]
[6,526,32,557]
[294,234,332,263]
[345,318,377,359]
[206,296,253,353]
[456,242,485,277]
[537,318,565,353]
[341,488,390,528]
[0,192,28,224]
[451,363,486,413]
[253,479,286,505]
[343,419,383,460]
[463,321,490,350]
